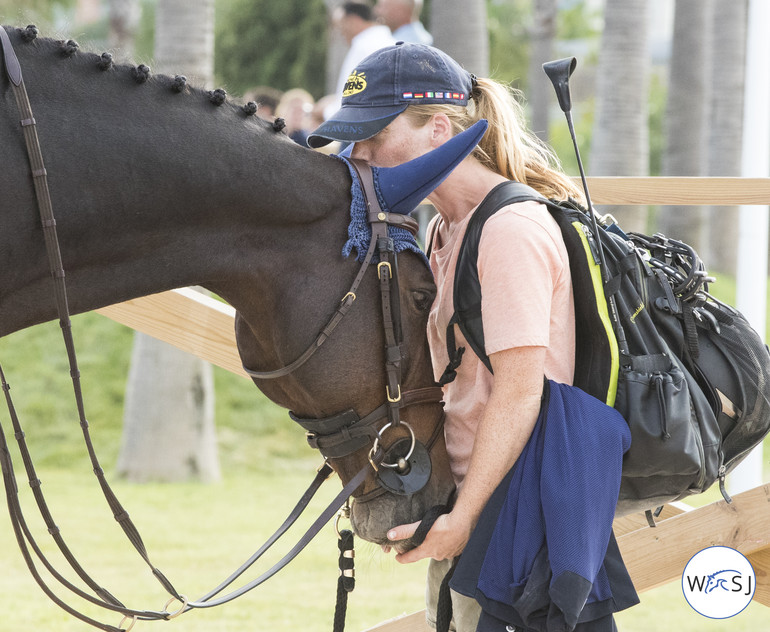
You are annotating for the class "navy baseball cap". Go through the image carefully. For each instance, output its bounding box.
[307,42,473,148]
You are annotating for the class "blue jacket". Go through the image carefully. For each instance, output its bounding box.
[450,381,639,631]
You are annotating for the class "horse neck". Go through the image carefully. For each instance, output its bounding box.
[0,28,352,335]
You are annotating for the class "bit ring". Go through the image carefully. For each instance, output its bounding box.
[369,421,415,470]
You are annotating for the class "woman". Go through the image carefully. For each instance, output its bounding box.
[309,43,585,631]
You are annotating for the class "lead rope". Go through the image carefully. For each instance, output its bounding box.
[333,499,355,632]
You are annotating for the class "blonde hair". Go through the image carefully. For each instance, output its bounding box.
[401,78,584,203]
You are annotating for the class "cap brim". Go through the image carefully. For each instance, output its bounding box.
[307,104,408,148]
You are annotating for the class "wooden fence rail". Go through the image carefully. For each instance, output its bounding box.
[578,176,770,205]
[94,178,770,631]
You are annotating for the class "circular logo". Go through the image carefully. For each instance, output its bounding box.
[342,71,367,97]
[682,546,755,618]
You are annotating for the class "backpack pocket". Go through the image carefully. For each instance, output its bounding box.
[616,355,703,479]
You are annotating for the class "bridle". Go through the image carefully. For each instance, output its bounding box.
[0,26,445,631]
[242,157,444,497]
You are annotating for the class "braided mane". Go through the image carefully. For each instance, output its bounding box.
[4,24,274,123]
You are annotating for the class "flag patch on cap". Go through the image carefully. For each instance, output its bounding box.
[402,90,467,100]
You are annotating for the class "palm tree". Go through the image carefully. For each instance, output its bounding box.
[324,0,349,95]
[707,0,747,276]
[117,0,220,483]
[658,0,713,255]
[430,0,489,75]
[590,0,649,233]
[108,0,141,60]
[527,0,558,142]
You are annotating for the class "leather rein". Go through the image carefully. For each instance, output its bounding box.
[0,26,443,631]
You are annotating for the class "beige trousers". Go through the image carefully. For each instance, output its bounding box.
[425,558,482,632]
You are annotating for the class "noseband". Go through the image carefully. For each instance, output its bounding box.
[242,158,444,496]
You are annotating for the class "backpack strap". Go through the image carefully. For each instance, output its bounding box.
[439,181,549,384]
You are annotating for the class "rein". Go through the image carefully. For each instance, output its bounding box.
[1,26,444,631]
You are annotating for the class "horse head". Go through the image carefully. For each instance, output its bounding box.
[231,122,488,546]
[0,23,484,549]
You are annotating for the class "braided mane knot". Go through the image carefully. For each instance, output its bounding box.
[131,64,151,83]
[97,53,113,71]
[272,117,286,132]
[243,101,258,116]
[21,25,39,42]
[171,75,187,93]
[208,88,227,105]
[61,39,79,57]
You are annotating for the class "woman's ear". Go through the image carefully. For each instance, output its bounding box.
[430,113,453,146]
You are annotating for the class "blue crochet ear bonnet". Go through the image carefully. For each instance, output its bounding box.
[333,119,489,265]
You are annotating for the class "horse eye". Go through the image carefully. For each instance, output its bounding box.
[411,289,434,312]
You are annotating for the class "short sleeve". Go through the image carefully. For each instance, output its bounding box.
[477,201,568,356]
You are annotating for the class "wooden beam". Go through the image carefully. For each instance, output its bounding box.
[751,548,770,607]
[581,177,770,205]
[95,288,249,379]
[617,485,770,592]
[612,501,690,537]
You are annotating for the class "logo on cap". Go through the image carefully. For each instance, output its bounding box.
[343,71,367,97]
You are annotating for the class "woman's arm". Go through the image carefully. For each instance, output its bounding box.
[387,344,545,563]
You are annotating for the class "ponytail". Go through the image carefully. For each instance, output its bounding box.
[402,78,584,203]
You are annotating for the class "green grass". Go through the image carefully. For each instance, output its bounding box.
[0,466,432,632]
[0,295,769,630]
[0,314,429,631]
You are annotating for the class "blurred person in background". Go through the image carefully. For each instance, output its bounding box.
[309,95,342,154]
[276,88,315,146]
[327,1,394,118]
[375,0,432,45]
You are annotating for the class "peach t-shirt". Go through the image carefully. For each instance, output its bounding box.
[427,199,576,486]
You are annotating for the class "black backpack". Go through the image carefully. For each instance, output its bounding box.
[436,180,770,516]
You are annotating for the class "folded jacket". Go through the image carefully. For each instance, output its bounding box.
[450,380,639,632]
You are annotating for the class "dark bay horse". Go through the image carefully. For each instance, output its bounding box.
[0,25,453,547]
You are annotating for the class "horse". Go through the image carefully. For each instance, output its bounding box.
[0,24,456,550]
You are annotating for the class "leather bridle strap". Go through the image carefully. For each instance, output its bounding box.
[349,158,407,428]
[1,24,186,616]
[183,463,369,609]
[242,163,418,381]
[1,360,368,626]
[0,365,170,631]
[242,230,379,380]
[295,386,443,459]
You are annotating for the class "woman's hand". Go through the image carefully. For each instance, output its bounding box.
[383,510,474,564]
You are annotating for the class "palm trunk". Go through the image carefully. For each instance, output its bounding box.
[707,0,747,275]
[118,0,220,483]
[527,0,558,142]
[658,0,713,254]
[108,0,141,60]
[590,0,649,233]
[430,0,489,75]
